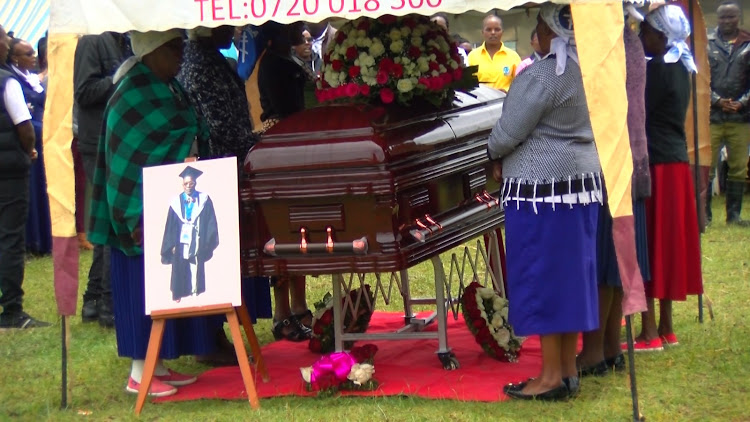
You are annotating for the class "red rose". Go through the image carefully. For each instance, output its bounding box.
[376,70,389,85]
[378,57,394,71]
[336,31,346,44]
[356,20,370,31]
[348,66,361,78]
[323,53,331,63]
[346,46,358,60]
[378,14,397,24]
[345,83,359,97]
[428,61,440,72]
[409,46,422,60]
[309,337,322,352]
[313,322,324,335]
[332,60,344,72]
[403,18,417,29]
[440,72,453,85]
[359,84,371,96]
[469,308,481,319]
[435,53,447,65]
[452,68,463,81]
[418,77,431,90]
[472,319,484,329]
[380,88,395,104]
[390,63,403,78]
[315,89,326,103]
[319,309,333,325]
[430,76,445,91]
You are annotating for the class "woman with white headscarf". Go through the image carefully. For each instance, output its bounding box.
[487,3,601,401]
[89,29,215,397]
[629,4,702,352]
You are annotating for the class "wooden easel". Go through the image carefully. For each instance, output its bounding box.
[135,301,268,415]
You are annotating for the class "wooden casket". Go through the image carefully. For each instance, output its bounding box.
[240,86,505,277]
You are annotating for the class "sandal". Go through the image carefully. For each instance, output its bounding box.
[292,309,313,329]
[272,318,312,342]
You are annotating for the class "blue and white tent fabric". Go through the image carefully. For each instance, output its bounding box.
[1,0,50,50]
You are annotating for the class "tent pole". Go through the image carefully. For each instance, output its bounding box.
[625,315,643,421]
[61,315,68,409]
[687,0,704,324]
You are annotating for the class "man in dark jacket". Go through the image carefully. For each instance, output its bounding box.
[708,0,750,226]
[73,32,132,326]
[0,24,49,329]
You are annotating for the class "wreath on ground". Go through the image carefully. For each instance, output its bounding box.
[309,285,375,354]
[461,281,522,362]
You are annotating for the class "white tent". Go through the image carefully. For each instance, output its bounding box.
[0,0,49,49]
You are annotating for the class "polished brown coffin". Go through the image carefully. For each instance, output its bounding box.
[240,86,505,276]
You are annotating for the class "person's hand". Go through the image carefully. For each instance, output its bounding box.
[30,148,38,161]
[728,100,743,112]
[131,225,143,247]
[492,161,503,182]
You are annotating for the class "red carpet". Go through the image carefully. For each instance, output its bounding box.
[156,312,545,403]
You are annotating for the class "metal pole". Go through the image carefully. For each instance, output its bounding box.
[625,316,642,422]
[687,0,704,324]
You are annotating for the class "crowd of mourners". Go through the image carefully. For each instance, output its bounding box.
[0,0,748,402]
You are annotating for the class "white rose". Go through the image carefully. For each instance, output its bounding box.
[491,314,503,329]
[363,75,377,86]
[357,29,366,38]
[397,78,414,93]
[500,307,509,319]
[479,310,487,320]
[354,59,360,66]
[400,27,411,37]
[300,366,313,384]
[338,72,347,82]
[389,28,402,41]
[412,28,423,38]
[479,287,495,300]
[438,64,447,73]
[495,328,511,346]
[431,70,440,77]
[401,57,411,65]
[411,37,423,48]
[450,60,459,70]
[369,41,385,58]
[417,57,430,73]
[324,70,340,87]
[492,297,505,311]
[427,39,438,49]
[390,40,404,54]
[347,363,375,385]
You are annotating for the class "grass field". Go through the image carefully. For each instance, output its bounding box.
[0,196,748,422]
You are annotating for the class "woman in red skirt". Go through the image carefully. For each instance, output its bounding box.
[631,5,703,351]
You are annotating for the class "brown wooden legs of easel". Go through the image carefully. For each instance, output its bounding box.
[135,302,268,415]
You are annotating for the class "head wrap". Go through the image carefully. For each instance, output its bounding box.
[624,2,645,22]
[645,4,697,73]
[539,3,578,76]
[114,29,183,83]
[187,26,213,40]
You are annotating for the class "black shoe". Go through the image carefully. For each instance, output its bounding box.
[505,383,569,402]
[605,354,626,372]
[563,376,580,398]
[578,359,609,377]
[272,318,312,342]
[503,378,534,394]
[0,311,51,329]
[97,299,115,328]
[82,299,98,323]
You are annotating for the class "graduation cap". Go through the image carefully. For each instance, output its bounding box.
[179,165,203,180]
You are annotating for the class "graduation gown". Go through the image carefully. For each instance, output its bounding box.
[160,191,219,300]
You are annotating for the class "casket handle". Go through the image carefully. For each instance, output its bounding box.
[263,236,368,256]
[410,191,500,243]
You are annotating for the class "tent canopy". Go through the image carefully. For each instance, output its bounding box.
[49,0,533,35]
[1,0,49,49]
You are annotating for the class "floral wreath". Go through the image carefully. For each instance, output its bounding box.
[300,344,379,394]
[315,14,478,107]
[309,285,375,354]
[461,281,522,362]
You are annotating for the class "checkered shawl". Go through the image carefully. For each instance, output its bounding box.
[88,62,207,256]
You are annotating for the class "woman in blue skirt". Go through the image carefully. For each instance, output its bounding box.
[487,3,601,401]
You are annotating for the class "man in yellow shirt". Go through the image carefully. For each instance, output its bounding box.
[467,15,521,91]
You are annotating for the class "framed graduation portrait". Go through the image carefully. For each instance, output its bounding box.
[142,157,241,314]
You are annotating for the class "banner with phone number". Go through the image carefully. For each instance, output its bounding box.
[49,0,529,35]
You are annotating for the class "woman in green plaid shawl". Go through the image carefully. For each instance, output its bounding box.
[87,29,216,398]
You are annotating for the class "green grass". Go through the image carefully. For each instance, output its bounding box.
[1,196,749,422]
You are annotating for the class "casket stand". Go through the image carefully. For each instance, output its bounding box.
[241,86,506,369]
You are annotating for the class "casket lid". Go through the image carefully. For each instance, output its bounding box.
[244,86,504,173]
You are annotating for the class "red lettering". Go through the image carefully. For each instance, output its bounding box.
[348,0,361,12]
[195,0,209,20]
[329,0,344,13]
[272,0,282,16]
[425,0,440,6]
[364,0,378,11]
[212,0,225,20]
[408,0,422,7]
[303,0,319,15]
[228,0,241,19]
[287,0,301,16]
[252,0,267,17]
[391,0,404,10]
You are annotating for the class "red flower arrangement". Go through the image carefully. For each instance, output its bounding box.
[461,281,522,362]
[309,285,375,354]
[315,14,478,107]
[300,344,379,394]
